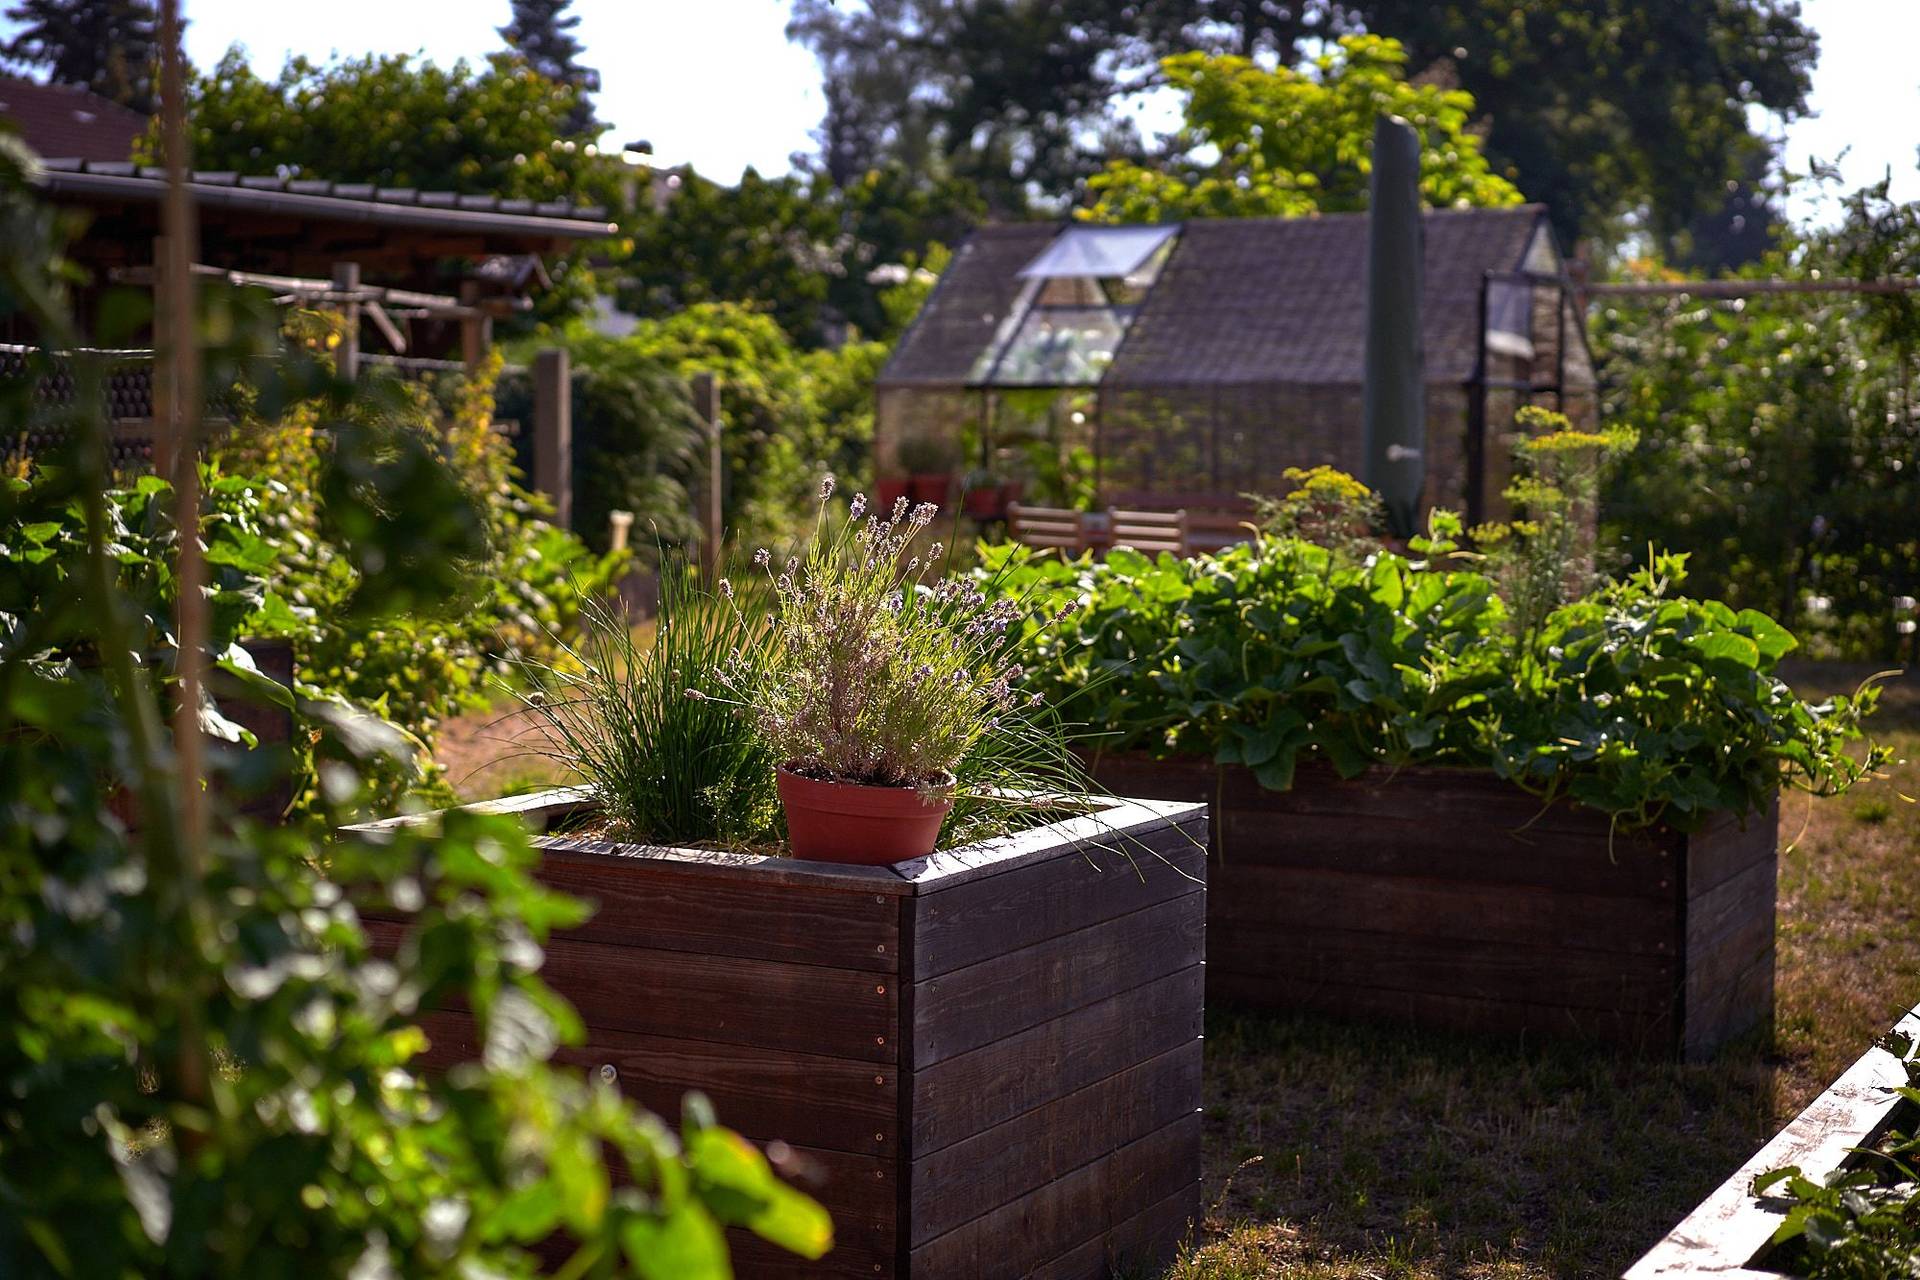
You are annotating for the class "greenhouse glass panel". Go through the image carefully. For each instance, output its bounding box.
[1017,225,1179,281]
[983,305,1130,386]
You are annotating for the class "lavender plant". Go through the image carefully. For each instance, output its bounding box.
[706,479,1077,802]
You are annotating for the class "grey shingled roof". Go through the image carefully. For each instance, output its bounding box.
[33,157,614,238]
[881,223,1060,385]
[879,206,1550,391]
[0,75,146,163]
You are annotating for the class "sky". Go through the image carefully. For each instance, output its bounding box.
[6,0,1918,225]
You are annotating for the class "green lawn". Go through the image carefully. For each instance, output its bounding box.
[1173,662,1920,1280]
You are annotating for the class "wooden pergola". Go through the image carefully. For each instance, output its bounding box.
[28,158,615,362]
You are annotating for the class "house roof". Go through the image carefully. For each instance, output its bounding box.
[880,206,1557,391]
[0,75,146,164]
[33,156,615,239]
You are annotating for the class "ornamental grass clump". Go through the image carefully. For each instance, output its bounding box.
[708,478,1064,795]
[515,556,781,846]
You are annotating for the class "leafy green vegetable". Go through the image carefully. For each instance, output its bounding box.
[988,530,1884,830]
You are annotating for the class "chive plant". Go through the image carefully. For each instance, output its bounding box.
[516,556,781,846]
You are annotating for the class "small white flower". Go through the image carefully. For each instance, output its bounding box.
[819,474,836,501]
[848,494,868,519]
[753,548,771,568]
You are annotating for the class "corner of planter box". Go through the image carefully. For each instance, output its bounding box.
[1625,1000,1920,1279]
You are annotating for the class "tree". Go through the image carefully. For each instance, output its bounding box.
[788,0,1153,215]
[0,133,829,1280]
[175,48,615,206]
[1,0,158,111]
[498,0,601,136]
[619,162,978,349]
[1083,36,1522,222]
[1595,180,1920,658]
[792,0,1817,250]
[1350,0,1817,252]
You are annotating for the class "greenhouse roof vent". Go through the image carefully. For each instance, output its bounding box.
[1017,224,1180,282]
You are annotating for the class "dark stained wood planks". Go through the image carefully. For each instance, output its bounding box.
[1087,753,1779,1060]
[908,965,1206,1157]
[907,1112,1202,1277]
[374,789,1209,1277]
[910,893,1206,1064]
[908,1041,1202,1245]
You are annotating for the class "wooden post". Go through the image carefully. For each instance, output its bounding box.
[532,347,572,529]
[690,371,723,574]
[150,235,176,477]
[331,261,360,381]
[458,281,492,372]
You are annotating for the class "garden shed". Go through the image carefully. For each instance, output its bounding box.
[876,206,1595,523]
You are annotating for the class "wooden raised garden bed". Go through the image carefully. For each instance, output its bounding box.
[359,789,1209,1279]
[1624,1000,1920,1278]
[1084,754,1778,1060]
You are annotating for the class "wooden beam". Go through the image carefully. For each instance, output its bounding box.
[691,372,723,574]
[1587,277,1920,299]
[331,261,360,380]
[532,348,572,529]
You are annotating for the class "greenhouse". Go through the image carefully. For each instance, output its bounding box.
[876,206,1596,522]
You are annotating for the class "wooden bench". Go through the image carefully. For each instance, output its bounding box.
[1107,508,1187,556]
[1007,503,1092,555]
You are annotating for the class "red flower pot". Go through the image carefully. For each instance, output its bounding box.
[908,472,952,506]
[875,475,910,515]
[777,767,955,865]
[961,486,997,519]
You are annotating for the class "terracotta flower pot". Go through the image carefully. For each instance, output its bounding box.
[875,475,910,514]
[962,485,1000,519]
[777,767,955,865]
[908,472,951,506]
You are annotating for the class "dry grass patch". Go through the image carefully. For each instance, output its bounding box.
[1175,662,1919,1280]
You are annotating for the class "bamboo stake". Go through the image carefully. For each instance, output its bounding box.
[157,0,205,864]
[154,0,217,1137]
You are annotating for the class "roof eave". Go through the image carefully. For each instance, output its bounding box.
[35,168,616,240]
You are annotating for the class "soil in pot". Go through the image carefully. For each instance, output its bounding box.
[777,766,953,865]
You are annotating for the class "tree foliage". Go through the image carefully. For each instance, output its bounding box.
[0,143,829,1278]
[793,0,1816,249]
[788,0,1155,215]
[621,162,978,349]
[173,48,616,207]
[498,0,601,136]
[1082,35,1522,223]
[1596,180,1920,659]
[544,303,888,551]
[1351,0,1816,249]
[1,0,157,111]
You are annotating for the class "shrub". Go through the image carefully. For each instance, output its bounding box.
[987,516,1884,829]
[0,140,827,1277]
[516,558,782,847]
[213,354,622,809]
